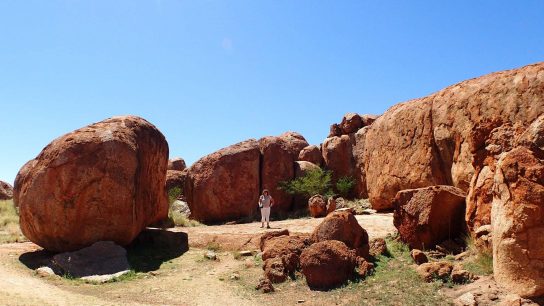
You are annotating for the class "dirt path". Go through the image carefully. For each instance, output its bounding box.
[0,214,396,306]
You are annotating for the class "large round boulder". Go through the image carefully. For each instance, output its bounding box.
[259,132,309,213]
[0,180,13,200]
[322,135,354,184]
[300,240,357,289]
[14,116,169,252]
[185,139,260,223]
[311,210,369,257]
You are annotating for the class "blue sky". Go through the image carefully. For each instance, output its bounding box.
[0,1,543,184]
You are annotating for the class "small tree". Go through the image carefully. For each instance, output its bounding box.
[336,176,355,198]
[279,167,333,198]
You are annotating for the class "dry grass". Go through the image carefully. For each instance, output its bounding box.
[462,235,494,276]
[0,200,26,243]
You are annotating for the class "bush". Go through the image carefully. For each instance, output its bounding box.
[279,167,333,198]
[336,176,355,198]
[168,187,182,205]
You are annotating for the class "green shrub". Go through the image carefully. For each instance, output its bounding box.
[336,176,355,198]
[168,187,182,205]
[279,167,333,198]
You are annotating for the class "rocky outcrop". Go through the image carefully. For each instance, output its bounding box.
[167,157,186,171]
[322,135,354,184]
[300,240,357,289]
[166,169,188,194]
[14,116,169,252]
[311,210,369,257]
[361,63,544,210]
[259,132,309,213]
[0,180,13,200]
[393,185,466,250]
[298,145,323,166]
[492,146,544,298]
[261,234,310,283]
[185,139,260,223]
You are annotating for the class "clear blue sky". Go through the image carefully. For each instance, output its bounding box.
[1,1,543,184]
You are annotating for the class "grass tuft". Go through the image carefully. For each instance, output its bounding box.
[0,200,26,243]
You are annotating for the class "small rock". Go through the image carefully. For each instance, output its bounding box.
[239,250,253,256]
[475,225,492,237]
[244,258,255,268]
[255,277,274,293]
[454,251,470,261]
[230,273,240,280]
[416,261,453,282]
[451,266,474,284]
[369,238,388,257]
[36,266,55,277]
[81,270,130,283]
[410,249,428,265]
[205,251,217,260]
[456,292,477,306]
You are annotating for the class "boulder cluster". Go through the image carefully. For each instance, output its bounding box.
[258,211,380,291]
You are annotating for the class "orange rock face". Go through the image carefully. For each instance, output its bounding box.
[259,132,309,213]
[300,240,357,289]
[393,185,466,250]
[322,135,354,184]
[167,157,186,171]
[298,145,323,166]
[14,116,169,252]
[492,146,544,298]
[361,62,544,210]
[0,180,13,200]
[185,139,260,223]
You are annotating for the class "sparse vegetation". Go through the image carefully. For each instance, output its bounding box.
[335,176,355,198]
[341,198,372,214]
[0,200,26,243]
[206,241,221,252]
[279,167,333,198]
[462,235,493,276]
[167,187,201,227]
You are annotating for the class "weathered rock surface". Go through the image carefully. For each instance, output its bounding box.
[300,240,357,289]
[294,161,320,179]
[167,157,186,171]
[393,185,466,250]
[185,139,260,223]
[259,132,309,213]
[340,113,363,134]
[416,261,453,282]
[361,63,544,210]
[0,180,13,200]
[298,145,323,166]
[322,135,354,184]
[166,169,188,193]
[352,127,369,198]
[308,195,328,218]
[311,210,369,257]
[52,241,130,278]
[261,234,309,283]
[368,238,387,257]
[492,146,544,298]
[410,249,428,265]
[14,116,169,252]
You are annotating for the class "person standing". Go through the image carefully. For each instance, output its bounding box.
[259,189,274,228]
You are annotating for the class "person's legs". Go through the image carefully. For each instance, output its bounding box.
[264,207,271,228]
[260,208,265,228]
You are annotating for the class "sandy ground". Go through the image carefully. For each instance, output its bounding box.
[0,213,396,306]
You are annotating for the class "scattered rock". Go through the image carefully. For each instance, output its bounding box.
[263,257,287,283]
[170,199,191,218]
[356,258,374,278]
[451,265,475,284]
[298,145,323,166]
[262,235,308,273]
[0,180,13,200]
[230,273,240,280]
[416,261,453,282]
[260,229,290,251]
[368,238,387,257]
[205,250,217,260]
[52,241,131,278]
[167,157,186,171]
[454,251,469,261]
[82,270,130,283]
[255,277,274,293]
[393,185,467,249]
[244,258,254,268]
[410,249,428,265]
[456,292,477,306]
[308,195,328,218]
[35,266,55,278]
[311,210,369,258]
[300,240,357,289]
[14,116,169,252]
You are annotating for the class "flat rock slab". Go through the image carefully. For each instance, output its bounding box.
[52,241,130,278]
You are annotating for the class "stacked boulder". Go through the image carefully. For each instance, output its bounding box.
[14,116,169,252]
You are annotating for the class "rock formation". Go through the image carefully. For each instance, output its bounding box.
[167,157,186,171]
[311,210,369,257]
[298,145,323,166]
[393,185,466,249]
[14,115,169,252]
[0,180,13,200]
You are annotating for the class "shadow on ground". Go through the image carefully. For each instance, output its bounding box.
[18,228,189,273]
[127,228,189,272]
